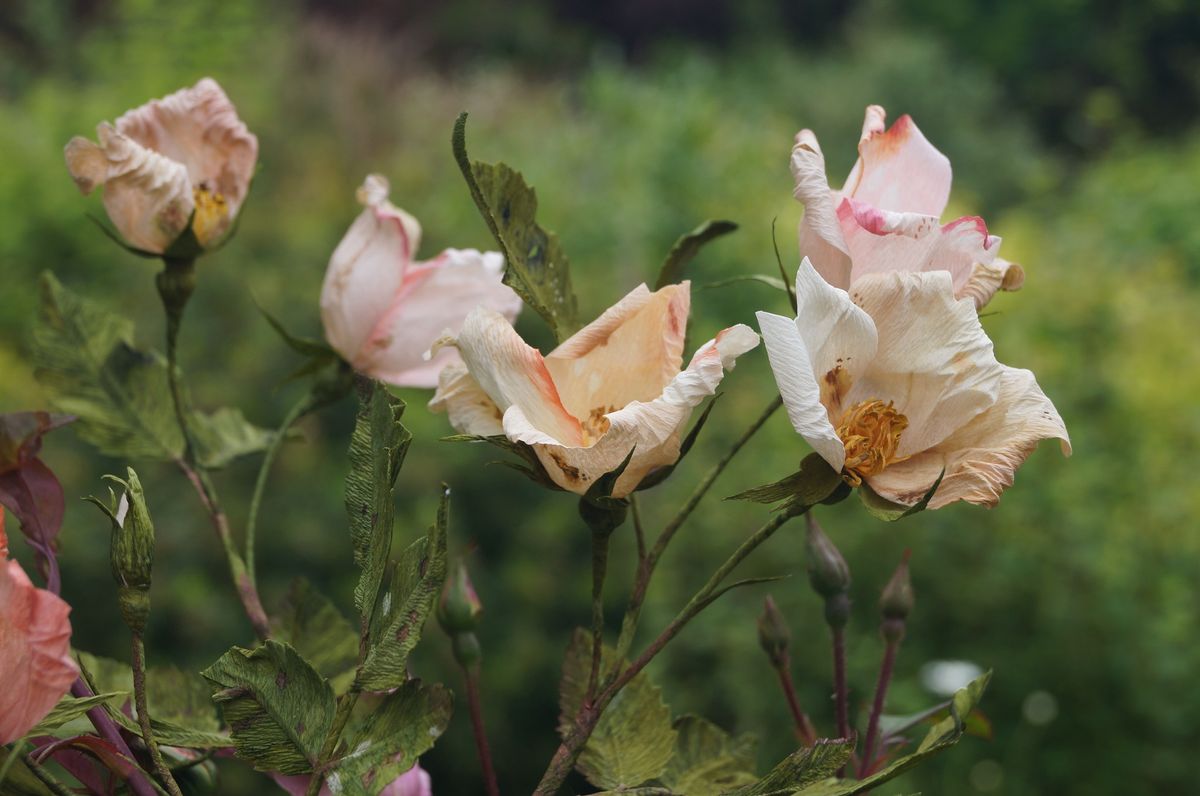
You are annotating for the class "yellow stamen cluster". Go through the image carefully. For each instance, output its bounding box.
[836,399,909,486]
[192,186,228,244]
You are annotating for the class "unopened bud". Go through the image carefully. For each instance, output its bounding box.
[805,514,850,598]
[451,631,482,668]
[880,551,914,643]
[87,468,155,633]
[438,559,483,635]
[757,595,791,668]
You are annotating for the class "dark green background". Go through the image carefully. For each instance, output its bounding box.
[1,1,1198,793]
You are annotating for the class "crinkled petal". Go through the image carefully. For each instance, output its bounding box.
[532,324,759,496]
[428,362,505,438]
[846,271,1003,457]
[791,129,853,289]
[842,106,952,217]
[64,124,193,253]
[114,77,258,244]
[867,367,1070,508]
[961,256,1025,310]
[359,249,521,388]
[320,175,422,366]
[757,258,879,472]
[454,308,583,447]
[545,283,688,420]
[0,525,78,744]
[837,200,1002,299]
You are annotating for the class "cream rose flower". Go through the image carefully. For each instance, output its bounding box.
[320,175,522,388]
[430,282,759,497]
[757,259,1069,509]
[792,105,1023,309]
[0,514,79,744]
[65,77,258,254]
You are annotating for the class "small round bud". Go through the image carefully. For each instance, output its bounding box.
[89,468,156,633]
[451,632,482,668]
[823,592,851,630]
[880,551,914,621]
[805,514,850,598]
[757,596,791,668]
[438,559,484,635]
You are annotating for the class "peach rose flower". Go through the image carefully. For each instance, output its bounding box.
[791,105,1023,309]
[320,175,522,388]
[65,77,258,253]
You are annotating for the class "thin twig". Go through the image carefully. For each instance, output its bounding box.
[131,634,184,796]
[246,391,314,585]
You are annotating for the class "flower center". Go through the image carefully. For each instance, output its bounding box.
[192,186,228,244]
[835,399,909,486]
[580,405,615,445]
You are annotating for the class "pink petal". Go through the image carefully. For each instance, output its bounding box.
[358,249,521,388]
[545,283,689,423]
[0,514,79,744]
[320,175,422,367]
[273,763,431,796]
[842,106,952,217]
[791,129,853,289]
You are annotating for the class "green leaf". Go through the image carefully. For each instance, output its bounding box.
[722,739,852,796]
[32,271,183,460]
[726,453,844,512]
[636,394,721,491]
[858,471,944,522]
[790,671,993,796]
[271,578,360,694]
[452,112,579,341]
[878,702,993,742]
[201,640,336,774]
[699,275,790,293]
[255,300,337,360]
[659,715,758,795]
[770,217,798,313]
[356,488,450,692]
[25,693,128,735]
[559,629,677,790]
[345,381,412,618]
[191,406,277,469]
[329,680,453,794]
[655,220,739,289]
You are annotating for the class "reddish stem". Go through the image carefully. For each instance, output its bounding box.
[774,658,817,745]
[832,625,850,775]
[859,639,898,777]
[465,665,500,796]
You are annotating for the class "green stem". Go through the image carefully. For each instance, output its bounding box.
[586,527,612,702]
[534,505,803,795]
[305,690,361,796]
[611,395,782,666]
[246,391,314,585]
[464,664,500,796]
[629,494,647,563]
[132,633,184,796]
[21,753,73,796]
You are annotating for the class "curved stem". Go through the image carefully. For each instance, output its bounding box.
[70,678,158,796]
[464,664,501,796]
[859,639,898,777]
[131,634,184,796]
[246,391,313,585]
[534,505,802,795]
[612,395,782,664]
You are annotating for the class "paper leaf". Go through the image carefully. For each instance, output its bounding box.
[192,406,277,469]
[660,715,758,795]
[271,578,360,694]
[655,220,739,289]
[721,739,852,796]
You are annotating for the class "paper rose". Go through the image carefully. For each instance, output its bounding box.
[430,282,759,497]
[0,513,79,744]
[274,762,432,796]
[791,105,1023,309]
[757,259,1069,509]
[65,77,258,254]
[320,174,522,388]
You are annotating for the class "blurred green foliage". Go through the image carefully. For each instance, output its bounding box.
[0,0,1197,794]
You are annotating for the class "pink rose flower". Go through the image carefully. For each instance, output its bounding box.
[0,513,79,743]
[791,105,1024,309]
[320,175,522,388]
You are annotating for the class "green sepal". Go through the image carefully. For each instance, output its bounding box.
[201,640,336,774]
[452,112,579,342]
[442,433,562,490]
[858,470,944,522]
[655,220,739,289]
[726,453,844,513]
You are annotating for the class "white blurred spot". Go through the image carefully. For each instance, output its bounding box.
[1022,690,1058,726]
[327,772,343,794]
[116,493,130,527]
[970,759,1003,792]
[919,659,984,697]
[381,592,392,618]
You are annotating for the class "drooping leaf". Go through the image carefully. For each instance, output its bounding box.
[356,488,449,692]
[770,218,798,313]
[655,220,739,289]
[726,453,844,512]
[201,640,336,774]
[329,680,453,794]
[191,406,278,469]
[636,394,721,491]
[858,471,944,522]
[559,629,677,790]
[344,380,412,618]
[32,271,183,460]
[699,275,790,293]
[270,578,360,694]
[25,693,128,736]
[659,715,758,795]
[722,739,853,796]
[790,671,993,795]
[452,112,579,341]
